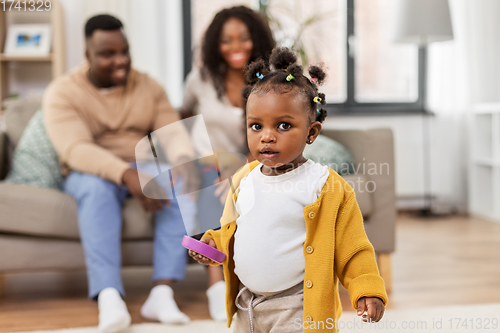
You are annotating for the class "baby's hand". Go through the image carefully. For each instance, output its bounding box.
[357,297,385,323]
[188,238,218,265]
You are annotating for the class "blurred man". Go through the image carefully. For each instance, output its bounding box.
[43,14,199,332]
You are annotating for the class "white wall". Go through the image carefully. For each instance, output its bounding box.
[323,115,425,199]
[324,113,470,213]
[322,115,443,210]
[60,0,85,72]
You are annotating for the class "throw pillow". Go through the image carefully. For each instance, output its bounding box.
[303,134,354,175]
[5,110,63,189]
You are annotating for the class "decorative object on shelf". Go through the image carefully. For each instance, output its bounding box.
[4,24,52,56]
[392,0,454,216]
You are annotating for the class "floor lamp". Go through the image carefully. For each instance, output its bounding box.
[393,0,454,216]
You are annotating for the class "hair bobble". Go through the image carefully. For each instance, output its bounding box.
[286,74,294,81]
[316,109,321,116]
[311,78,318,82]
[256,72,264,80]
[313,96,322,103]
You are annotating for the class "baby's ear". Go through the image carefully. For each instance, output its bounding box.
[307,121,322,144]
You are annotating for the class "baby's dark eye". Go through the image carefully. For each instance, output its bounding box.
[278,122,292,130]
[250,123,262,131]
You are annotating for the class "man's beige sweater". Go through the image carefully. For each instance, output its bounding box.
[43,65,195,184]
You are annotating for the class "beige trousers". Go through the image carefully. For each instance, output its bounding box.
[233,282,304,333]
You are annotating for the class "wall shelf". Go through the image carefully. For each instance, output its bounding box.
[0,0,64,102]
[474,103,500,114]
[0,54,53,62]
[469,103,500,223]
[472,157,500,167]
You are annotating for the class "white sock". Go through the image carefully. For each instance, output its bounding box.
[97,288,131,333]
[207,281,227,321]
[141,285,190,325]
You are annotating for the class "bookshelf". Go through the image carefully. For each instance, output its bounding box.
[469,103,500,223]
[0,0,65,102]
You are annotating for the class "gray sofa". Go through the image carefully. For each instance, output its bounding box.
[0,99,396,294]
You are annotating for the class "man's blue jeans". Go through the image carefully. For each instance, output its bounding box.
[64,163,196,299]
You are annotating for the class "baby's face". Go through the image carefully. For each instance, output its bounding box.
[246,91,311,175]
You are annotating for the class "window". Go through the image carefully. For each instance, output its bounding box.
[262,0,347,103]
[185,0,424,113]
[355,0,418,103]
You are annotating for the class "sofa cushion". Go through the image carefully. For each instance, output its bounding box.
[0,234,154,272]
[0,182,79,238]
[5,110,63,189]
[341,175,373,218]
[303,134,354,175]
[0,182,153,240]
[3,97,41,147]
[122,198,154,239]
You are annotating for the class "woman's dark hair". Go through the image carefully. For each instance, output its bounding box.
[242,47,328,123]
[201,6,276,99]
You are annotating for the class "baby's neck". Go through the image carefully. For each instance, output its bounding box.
[261,157,308,176]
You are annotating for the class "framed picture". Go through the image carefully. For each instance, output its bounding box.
[4,24,52,56]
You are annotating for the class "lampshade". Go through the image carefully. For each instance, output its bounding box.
[393,0,453,45]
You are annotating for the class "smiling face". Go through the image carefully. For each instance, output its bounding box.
[86,29,131,88]
[246,89,322,175]
[219,17,253,70]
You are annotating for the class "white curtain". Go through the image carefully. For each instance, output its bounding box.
[61,0,185,107]
[427,0,500,213]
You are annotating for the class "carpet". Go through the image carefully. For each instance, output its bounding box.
[16,303,500,333]
[336,303,500,333]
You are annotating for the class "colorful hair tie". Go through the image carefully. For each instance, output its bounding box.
[316,109,322,116]
[256,72,264,80]
[286,74,294,81]
[313,96,322,103]
[311,78,318,82]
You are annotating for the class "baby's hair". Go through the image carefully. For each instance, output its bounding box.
[242,47,327,123]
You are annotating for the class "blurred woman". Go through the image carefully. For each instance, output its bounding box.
[180,6,275,321]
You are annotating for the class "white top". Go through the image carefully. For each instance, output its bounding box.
[233,160,329,293]
[182,68,247,157]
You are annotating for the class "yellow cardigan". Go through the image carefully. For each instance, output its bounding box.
[203,161,388,332]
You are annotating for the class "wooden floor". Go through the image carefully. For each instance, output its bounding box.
[1,213,500,332]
